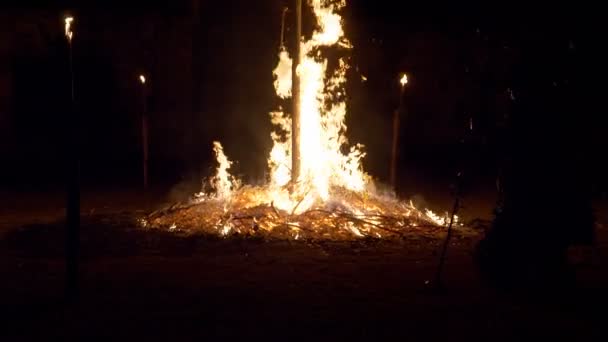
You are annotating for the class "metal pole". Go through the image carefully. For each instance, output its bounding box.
[291,0,302,183]
[64,16,79,300]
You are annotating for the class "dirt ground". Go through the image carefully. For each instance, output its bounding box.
[1,186,607,341]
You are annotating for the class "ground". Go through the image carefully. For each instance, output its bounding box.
[1,186,607,340]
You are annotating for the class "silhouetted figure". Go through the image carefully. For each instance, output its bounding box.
[476,32,594,291]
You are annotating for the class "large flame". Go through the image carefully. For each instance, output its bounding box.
[266,0,368,213]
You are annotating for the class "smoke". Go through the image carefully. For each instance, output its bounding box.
[409,193,429,210]
[167,171,204,203]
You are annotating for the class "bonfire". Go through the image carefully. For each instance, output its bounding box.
[143,0,472,240]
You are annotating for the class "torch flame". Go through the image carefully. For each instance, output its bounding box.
[64,16,74,42]
[400,73,408,86]
[139,75,146,84]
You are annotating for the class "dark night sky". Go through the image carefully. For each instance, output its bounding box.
[0,0,603,192]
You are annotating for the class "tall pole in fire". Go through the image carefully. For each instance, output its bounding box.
[139,74,149,189]
[291,0,302,183]
[64,15,79,300]
[390,73,407,191]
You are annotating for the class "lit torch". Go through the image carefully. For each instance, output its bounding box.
[64,14,79,299]
[65,16,75,101]
[390,72,408,191]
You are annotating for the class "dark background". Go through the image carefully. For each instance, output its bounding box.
[0,0,603,199]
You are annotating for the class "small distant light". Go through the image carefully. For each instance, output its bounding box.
[400,73,408,86]
[139,75,146,84]
[361,75,368,82]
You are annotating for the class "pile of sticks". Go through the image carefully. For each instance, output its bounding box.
[143,187,478,241]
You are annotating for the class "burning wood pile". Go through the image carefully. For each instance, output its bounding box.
[143,186,474,240]
[141,0,475,241]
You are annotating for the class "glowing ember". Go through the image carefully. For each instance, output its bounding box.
[145,0,468,240]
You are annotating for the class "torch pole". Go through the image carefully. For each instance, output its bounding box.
[389,109,400,191]
[64,16,79,300]
[390,77,406,192]
[291,0,302,183]
[141,79,148,189]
